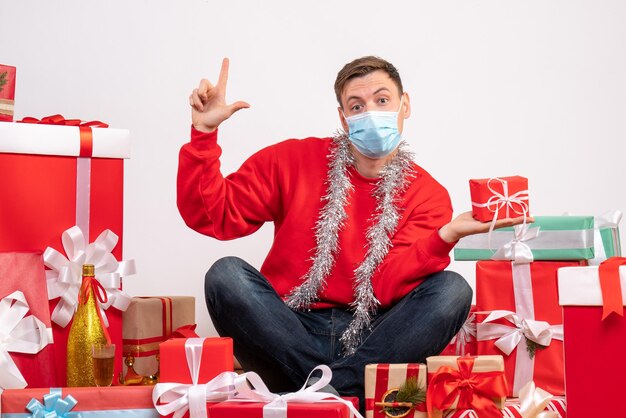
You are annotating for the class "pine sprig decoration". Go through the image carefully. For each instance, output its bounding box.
[0,72,7,92]
[395,377,426,406]
[380,377,426,417]
[526,338,547,359]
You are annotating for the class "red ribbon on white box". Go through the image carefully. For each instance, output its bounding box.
[43,226,135,328]
[476,264,563,396]
[152,338,363,418]
[0,291,53,390]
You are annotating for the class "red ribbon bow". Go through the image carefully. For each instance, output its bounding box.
[19,114,108,128]
[78,275,112,343]
[171,324,199,338]
[19,114,108,157]
[599,257,626,320]
[426,357,508,418]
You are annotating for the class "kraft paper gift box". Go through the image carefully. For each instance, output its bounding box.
[440,306,477,356]
[441,397,566,418]
[558,258,626,418]
[475,260,583,397]
[159,337,234,383]
[588,210,622,265]
[0,386,158,417]
[469,176,529,223]
[0,252,57,389]
[364,363,427,418]
[122,296,196,378]
[454,216,594,261]
[442,380,566,418]
[426,355,507,418]
[0,118,132,386]
[0,64,16,122]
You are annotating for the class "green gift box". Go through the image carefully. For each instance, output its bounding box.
[589,210,622,265]
[454,216,594,261]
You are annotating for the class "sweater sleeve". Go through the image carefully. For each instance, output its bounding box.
[176,127,281,240]
[371,183,456,306]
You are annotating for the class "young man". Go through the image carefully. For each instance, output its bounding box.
[178,56,524,403]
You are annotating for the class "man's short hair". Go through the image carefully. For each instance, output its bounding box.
[334,56,403,108]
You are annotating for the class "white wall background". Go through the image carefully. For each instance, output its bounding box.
[2,0,625,337]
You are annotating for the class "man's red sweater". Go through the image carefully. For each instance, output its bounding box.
[177,128,456,309]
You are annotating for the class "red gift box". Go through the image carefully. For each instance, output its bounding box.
[0,119,130,386]
[0,252,57,389]
[159,337,234,383]
[469,176,529,223]
[440,306,477,356]
[364,363,427,418]
[0,64,16,122]
[558,258,626,418]
[206,398,360,418]
[0,386,156,416]
[475,261,582,397]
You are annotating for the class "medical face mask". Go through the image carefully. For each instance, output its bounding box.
[343,97,404,159]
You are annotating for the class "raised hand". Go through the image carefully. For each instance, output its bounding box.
[439,211,533,243]
[189,58,250,133]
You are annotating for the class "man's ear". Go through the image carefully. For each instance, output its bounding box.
[338,106,349,132]
[402,92,411,119]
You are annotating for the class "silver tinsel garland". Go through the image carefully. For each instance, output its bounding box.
[286,132,415,355]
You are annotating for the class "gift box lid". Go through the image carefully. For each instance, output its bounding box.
[558,265,626,306]
[0,121,130,158]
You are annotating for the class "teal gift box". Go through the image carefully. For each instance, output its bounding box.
[454,216,594,261]
[589,210,622,265]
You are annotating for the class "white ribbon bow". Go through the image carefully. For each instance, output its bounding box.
[153,339,363,418]
[449,312,476,356]
[43,226,135,327]
[0,291,53,390]
[595,209,623,230]
[518,381,558,418]
[153,338,240,418]
[491,223,540,264]
[472,177,530,221]
[476,310,563,356]
[233,365,362,418]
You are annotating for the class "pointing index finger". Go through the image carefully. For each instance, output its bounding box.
[217,57,229,89]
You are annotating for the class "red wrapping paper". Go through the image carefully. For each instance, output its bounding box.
[440,306,477,356]
[159,337,234,383]
[0,252,57,388]
[205,397,359,418]
[364,363,427,418]
[0,386,155,415]
[558,263,626,418]
[0,65,16,122]
[0,128,125,386]
[476,261,582,396]
[469,176,529,223]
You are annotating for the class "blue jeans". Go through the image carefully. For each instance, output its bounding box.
[204,256,472,408]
